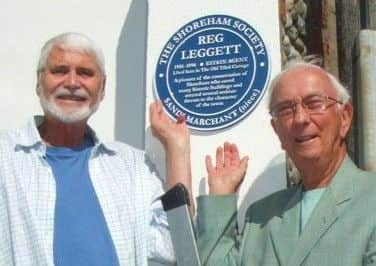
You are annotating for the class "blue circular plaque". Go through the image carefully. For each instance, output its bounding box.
[155,14,270,131]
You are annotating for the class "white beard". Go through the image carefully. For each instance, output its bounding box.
[37,85,102,124]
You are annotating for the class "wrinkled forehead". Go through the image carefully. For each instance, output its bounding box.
[270,66,337,104]
[44,45,101,73]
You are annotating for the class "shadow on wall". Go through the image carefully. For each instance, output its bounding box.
[115,0,148,149]
[144,126,168,183]
[237,153,287,230]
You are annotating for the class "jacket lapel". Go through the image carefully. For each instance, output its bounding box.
[287,156,355,266]
[286,188,340,265]
[269,186,302,265]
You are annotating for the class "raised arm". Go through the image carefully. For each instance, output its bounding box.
[197,142,249,265]
[205,142,248,195]
[149,101,193,215]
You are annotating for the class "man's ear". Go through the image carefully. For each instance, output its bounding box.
[340,102,353,139]
[36,72,41,96]
[100,76,106,101]
[271,118,277,134]
[271,118,285,150]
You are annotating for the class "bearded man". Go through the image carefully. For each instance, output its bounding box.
[0,32,191,266]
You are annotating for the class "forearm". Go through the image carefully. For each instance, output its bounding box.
[196,195,241,266]
[0,182,13,265]
[165,144,194,215]
[148,197,176,265]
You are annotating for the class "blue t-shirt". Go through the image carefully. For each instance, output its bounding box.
[46,138,119,266]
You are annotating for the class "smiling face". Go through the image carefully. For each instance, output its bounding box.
[37,45,105,124]
[270,66,353,169]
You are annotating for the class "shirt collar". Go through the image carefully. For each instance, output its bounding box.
[15,116,116,156]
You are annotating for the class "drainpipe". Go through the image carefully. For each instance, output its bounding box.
[354,30,376,171]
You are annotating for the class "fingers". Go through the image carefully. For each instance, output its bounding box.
[205,155,214,175]
[239,156,249,173]
[216,146,224,169]
[206,143,249,195]
[230,143,240,166]
[150,101,186,126]
[224,142,231,167]
[176,114,186,124]
[236,156,249,186]
[212,142,244,168]
[150,100,162,113]
[149,101,162,123]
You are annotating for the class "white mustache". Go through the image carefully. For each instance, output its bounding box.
[53,87,89,100]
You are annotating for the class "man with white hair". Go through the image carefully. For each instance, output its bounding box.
[0,32,191,266]
[196,61,376,265]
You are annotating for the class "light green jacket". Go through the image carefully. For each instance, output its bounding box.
[197,157,376,266]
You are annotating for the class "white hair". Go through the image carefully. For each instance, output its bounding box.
[268,56,351,111]
[37,32,105,76]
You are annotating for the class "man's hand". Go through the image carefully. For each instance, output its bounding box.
[206,142,249,195]
[150,101,190,153]
[149,101,194,215]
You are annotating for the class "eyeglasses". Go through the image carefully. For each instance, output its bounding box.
[270,94,343,120]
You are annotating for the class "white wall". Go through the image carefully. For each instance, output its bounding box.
[0,0,140,144]
[1,1,286,220]
[145,0,286,225]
